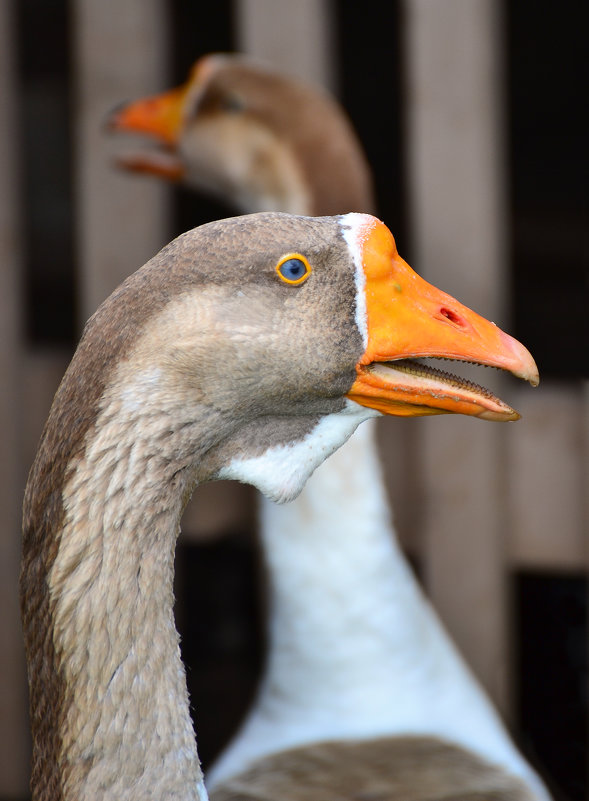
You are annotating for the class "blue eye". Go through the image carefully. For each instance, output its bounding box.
[276,254,312,285]
[280,259,306,280]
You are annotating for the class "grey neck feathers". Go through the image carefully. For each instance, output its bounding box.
[24,376,211,800]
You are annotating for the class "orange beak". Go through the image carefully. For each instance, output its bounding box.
[346,217,539,421]
[108,85,187,181]
[107,56,219,181]
[109,85,187,146]
[109,77,195,181]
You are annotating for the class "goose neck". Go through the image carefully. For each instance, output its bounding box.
[259,421,426,687]
[23,386,210,800]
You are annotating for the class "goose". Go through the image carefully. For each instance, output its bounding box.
[110,54,551,800]
[109,53,374,216]
[22,210,540,801]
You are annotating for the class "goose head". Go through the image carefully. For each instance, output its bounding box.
[62,212,535,502]
[108,53,375,215]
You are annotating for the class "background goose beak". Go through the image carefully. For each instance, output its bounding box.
[107,85,188,180]
[108,84,187,145]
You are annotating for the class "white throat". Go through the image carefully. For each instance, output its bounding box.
[218,400,377,503]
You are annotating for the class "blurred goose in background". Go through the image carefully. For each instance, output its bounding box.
[110,54,551,800]
[110,53,374,216]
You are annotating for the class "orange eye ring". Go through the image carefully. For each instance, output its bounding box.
[275,253,312,285]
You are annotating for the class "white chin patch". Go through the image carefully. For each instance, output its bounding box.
[217,401,379,503]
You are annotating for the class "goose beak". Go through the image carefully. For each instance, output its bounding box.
[107,56,220,181]
[108,83,189,180]
[346,218,539,421]
[109,85,187,145]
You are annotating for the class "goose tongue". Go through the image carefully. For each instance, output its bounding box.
[347,218,538,421]
[112,148,185,181]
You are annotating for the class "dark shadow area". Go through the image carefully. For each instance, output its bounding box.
[515,572,587,800]
[335,0,408,256]
[505,0,589,379]
[170,0,239,238]
[176,535,264,770]
[16,0,75,345]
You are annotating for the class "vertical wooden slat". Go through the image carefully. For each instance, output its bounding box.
[508,384,585,570]
[72,0,170,323]
[404,0,510,711]
[0,3,30,795]
[236,0,336,90]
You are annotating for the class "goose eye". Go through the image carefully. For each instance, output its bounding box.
[221,92,245,113]
[276,254,312,285]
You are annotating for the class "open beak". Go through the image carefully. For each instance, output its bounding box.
[108,56,224,181]
[107,76,195,180]
[346,218,539,421]
[108,85,187,181]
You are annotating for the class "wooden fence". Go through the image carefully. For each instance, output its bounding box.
[0,0,586,797]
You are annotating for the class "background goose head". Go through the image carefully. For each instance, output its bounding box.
[109,52,375,215]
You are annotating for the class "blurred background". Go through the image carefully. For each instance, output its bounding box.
[0,1,587,799]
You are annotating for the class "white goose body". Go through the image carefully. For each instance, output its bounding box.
[109,56,550,800]
[208,423,549,800]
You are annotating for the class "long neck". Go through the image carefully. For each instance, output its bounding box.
[260,421,443,724]
[207,422,541,792]
[212,114,376,219]
[23,389,209,801]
